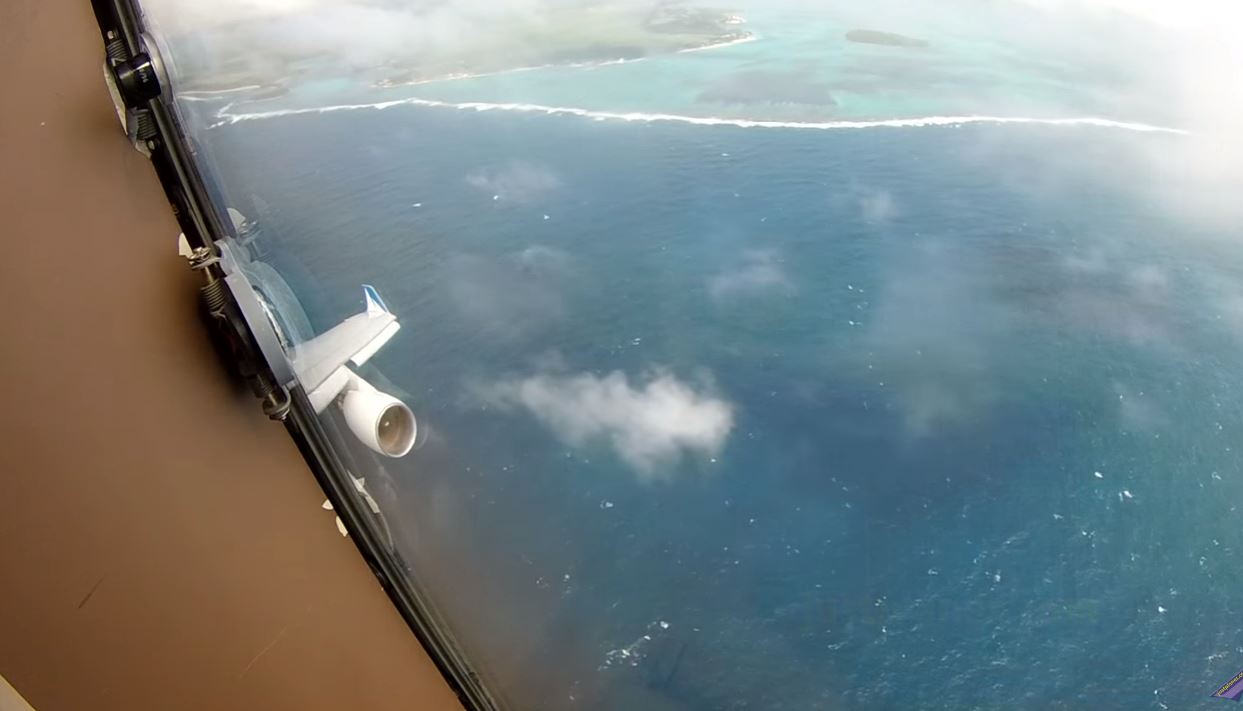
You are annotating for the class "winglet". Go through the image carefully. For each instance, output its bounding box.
[363,285,389,316]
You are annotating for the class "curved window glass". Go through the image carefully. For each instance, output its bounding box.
[137,1,1242,708]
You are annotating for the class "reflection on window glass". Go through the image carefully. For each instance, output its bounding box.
[142,0,1241,707]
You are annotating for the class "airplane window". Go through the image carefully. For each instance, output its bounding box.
[127,0,1241,708]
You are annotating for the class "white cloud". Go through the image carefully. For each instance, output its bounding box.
[141,0,566,76]
[709,250,792,301]
[1016,0,1243,31]
[477,369,734,479]
[983,0,1243,228]
[142,0,319,28]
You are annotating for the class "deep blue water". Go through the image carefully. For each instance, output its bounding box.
[195,104,1243,710]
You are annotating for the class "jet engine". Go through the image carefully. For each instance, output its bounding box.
[339,371,417,458]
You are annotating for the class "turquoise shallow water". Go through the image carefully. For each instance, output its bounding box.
[389,6,1099,121]
[197,2,1169,129]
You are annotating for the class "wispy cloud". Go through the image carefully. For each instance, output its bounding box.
[856,188,899,224]
[835,185,900,224]
[517,244,573,271]
[1052,254,1179,350]
[445,248,573,341]
[1113,381,1167,432]
[709,250,793,301]
[475,369,734,479]
[466,161,563,203]
[861,242,1003,437]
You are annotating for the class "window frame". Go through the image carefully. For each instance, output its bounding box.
[87,2,502,708]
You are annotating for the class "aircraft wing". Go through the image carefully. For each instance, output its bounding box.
[290,285,401,413]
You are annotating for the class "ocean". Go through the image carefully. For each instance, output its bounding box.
[180,9,1243,710]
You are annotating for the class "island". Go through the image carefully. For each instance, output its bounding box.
[377,2,754,89]
[170,2,755,96]
[845,29,930,49]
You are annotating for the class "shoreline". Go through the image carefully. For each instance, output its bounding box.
[677,34,759,54]
[375,55,647,90]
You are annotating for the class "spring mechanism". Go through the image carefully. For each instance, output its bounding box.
[199,277,228,315]
[105,36,128,65]
[135,111,158,141]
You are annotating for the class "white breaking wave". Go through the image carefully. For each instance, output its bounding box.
[211,96,1188,135]
[677,34,760,54]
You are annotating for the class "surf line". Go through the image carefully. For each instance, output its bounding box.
[211,97,1188,135]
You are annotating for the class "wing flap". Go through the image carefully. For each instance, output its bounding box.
[289,287,401,409]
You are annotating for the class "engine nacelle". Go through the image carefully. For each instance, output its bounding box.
[338,372,417,458]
